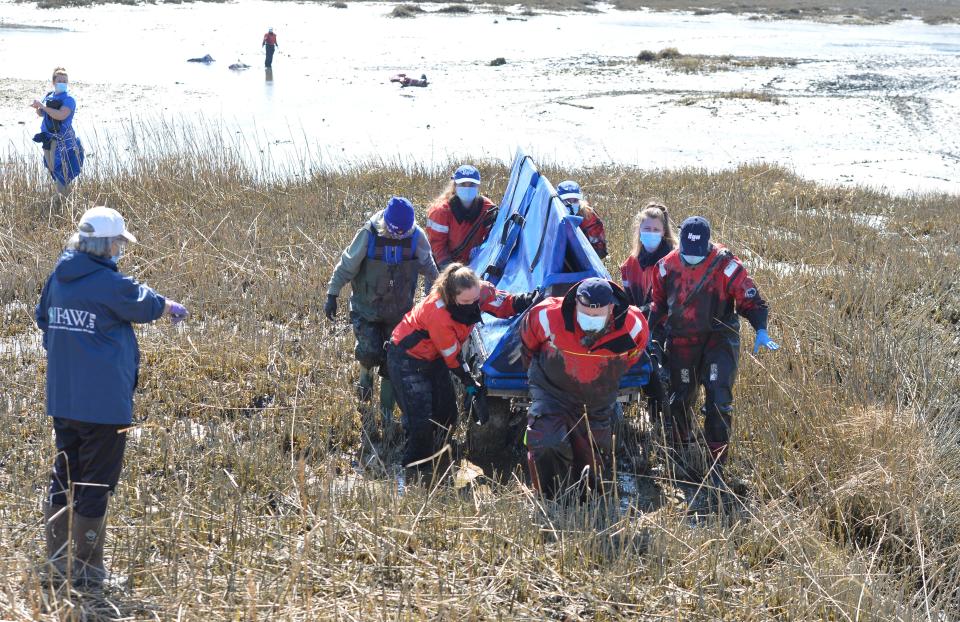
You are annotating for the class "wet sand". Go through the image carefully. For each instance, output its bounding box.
[1,0,958,194]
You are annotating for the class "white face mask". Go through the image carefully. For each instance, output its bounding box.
[681,254,706,265]
[577,310,607,333]
[456,186,479,205]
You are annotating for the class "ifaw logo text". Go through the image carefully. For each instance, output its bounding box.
[47,307,97,335]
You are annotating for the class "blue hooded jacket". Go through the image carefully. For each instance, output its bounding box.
[35,250,166,425]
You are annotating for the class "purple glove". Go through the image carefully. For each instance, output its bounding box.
[168,301,189,325]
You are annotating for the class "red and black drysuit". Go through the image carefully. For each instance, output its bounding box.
[577,205,608,260]
[426,196,498,268]
[620,239,676,410]
[388,284,524,469]
[520,282,649,497]
[620,240,674,312]
[649,244,769,465]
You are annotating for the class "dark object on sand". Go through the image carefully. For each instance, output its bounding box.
[187,54,215,64]
[390,4,424,18]
[490,57,507,66]
[390,73,429,88]
[229,61,251,71]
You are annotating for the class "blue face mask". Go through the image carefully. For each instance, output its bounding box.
[54,82,68,94]
[640,231,662,252]
[456,186,478,205]
[565,200,581,215]
[577,310,608,333]
[111,246,124,264]
[681,254,705,266]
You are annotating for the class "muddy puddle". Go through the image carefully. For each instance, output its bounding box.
[1,1,958,194]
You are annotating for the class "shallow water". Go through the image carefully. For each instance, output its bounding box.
[1,0,958,194]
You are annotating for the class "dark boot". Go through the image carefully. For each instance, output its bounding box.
[42,501,69,585]
[71,512,108,590]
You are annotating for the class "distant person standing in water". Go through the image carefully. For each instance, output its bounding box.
[31,67,84,199]
[262,27,278,67]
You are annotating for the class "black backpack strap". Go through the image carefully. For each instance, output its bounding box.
[449,205,498,261]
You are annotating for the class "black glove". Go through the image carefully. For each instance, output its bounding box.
[466,388,490,425]
[324,294,337,321]
[511,289,540,314]
[450,363,480,392]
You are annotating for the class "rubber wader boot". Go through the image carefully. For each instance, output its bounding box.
[71,512,108,590]
[42,501,69,585]
[356,366,374,404]
[379,378,396,426]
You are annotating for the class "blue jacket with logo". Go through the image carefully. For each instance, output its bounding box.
[35,251,166,425]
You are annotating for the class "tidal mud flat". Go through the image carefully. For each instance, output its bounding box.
[1,1,958,193]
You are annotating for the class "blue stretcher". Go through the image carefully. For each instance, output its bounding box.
[465,149,650,398]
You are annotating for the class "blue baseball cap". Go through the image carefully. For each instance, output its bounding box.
[384,196,415,236]
[452,165,481,185]
[679,216,711,257]
[557,180,582,202]
[575,278,614,308]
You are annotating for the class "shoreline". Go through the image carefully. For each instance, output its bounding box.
[8,0,960,26]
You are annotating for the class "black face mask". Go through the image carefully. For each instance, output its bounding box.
[449,301,482,325]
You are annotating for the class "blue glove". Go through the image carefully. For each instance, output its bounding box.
[753,329,779,354]
[168,301,189,325]
[464,385,477,396]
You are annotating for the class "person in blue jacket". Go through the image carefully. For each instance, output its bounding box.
[31,67,84,198]
[35,206,188,589]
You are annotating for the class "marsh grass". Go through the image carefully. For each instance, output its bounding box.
[638,48,799,73]
[680,90,784,105]
[1,125,959,619]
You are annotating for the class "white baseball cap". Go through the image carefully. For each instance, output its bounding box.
[77,206,137,243]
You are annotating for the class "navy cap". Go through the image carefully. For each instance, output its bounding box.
[452,165,481,185]
[384,196,415,236]
[576,278,614,308]
[679,216,711,257]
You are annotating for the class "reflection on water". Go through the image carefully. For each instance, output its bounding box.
[265,68,273,84]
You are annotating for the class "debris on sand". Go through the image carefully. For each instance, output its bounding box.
[229,61,251,71]
[390,73,429,88]
[187,54,215,64]
[490,57,507,67]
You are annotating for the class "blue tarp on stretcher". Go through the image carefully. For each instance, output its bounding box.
[467,149,650,393]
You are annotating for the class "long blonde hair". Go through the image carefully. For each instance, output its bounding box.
[631,200,676,256]
[431,180,458,208]
[432,263,480,306]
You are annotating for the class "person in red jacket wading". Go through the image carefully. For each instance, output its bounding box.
[262,27,278,68]
[426,165,498,269]
[557,180,608,260]
[520,278,649,499]
[649,216,779,492]
[388,264,536,479]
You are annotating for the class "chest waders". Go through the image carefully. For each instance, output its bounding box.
[354,226,422,429]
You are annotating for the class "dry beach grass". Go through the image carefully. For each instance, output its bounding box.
[1,127,959,619]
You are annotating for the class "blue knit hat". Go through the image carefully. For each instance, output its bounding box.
[384,196,415,236]
[452,165,481,185]
[576,278,614,308]
[679,216,711,257]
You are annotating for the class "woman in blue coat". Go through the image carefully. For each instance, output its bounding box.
[36,206,188,589]
[31,67,83,197]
